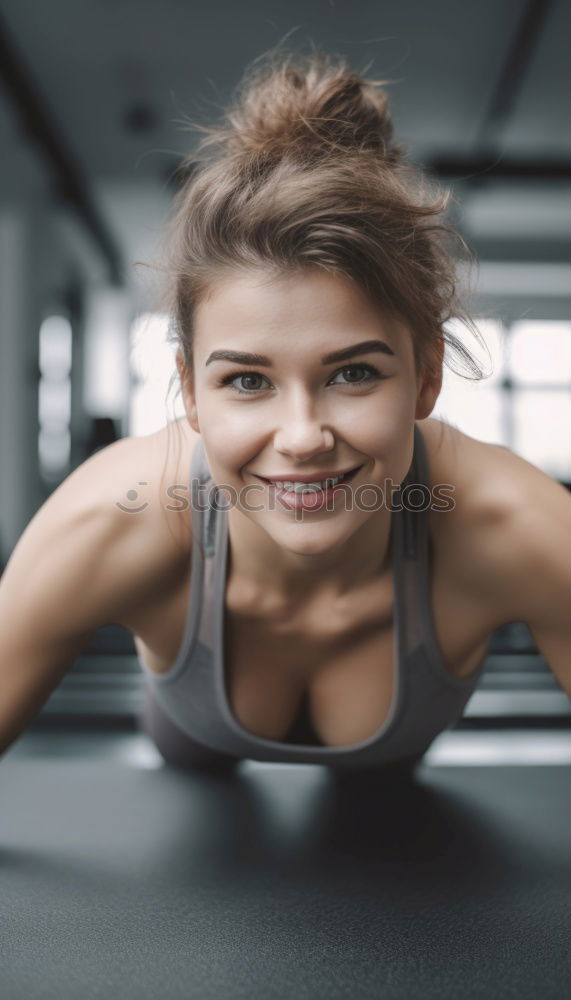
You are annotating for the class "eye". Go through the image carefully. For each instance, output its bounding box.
[216,363,386,395]
[330,364,384,386]
[217,371,270,394]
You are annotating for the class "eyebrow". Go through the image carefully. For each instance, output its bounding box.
[205,338,396,367]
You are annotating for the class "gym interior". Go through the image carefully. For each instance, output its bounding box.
[0,3,569,998]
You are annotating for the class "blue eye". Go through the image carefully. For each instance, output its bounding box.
[217,363,385,395]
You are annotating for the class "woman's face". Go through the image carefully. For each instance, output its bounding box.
[180,267,439,556]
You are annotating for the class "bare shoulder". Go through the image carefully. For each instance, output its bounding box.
[39,420,199,624]
[418,415,529,522]
[418,415,571,622]
[417,416,502,501]
[93,417,205,570]
[99,419,198,545]
[0,428,191,651]
[420,414,569,521]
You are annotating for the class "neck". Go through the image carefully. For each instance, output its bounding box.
[225,504,394,611]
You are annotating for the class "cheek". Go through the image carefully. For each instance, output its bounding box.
[357,402,407,452]
[202,432,255,479]
[361,419,414,484]
[200,400,269,472]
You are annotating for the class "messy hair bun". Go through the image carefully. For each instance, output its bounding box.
[157,47,488,409]
[192,51,404,169]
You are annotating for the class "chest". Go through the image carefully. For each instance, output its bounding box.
[133,521,494,746]
[223,545,492,744]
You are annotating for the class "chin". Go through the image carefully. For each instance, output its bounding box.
[271,520,356,553]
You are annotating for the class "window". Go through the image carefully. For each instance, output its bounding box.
[509,321,571,482]
[38,315,72,482]
[434,318,571,483]
[128,312,185,436]
[432,318,508,445]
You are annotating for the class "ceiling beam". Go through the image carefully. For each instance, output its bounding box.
[433,0,559,196]
[475,0,555,152]
[427,157,571,182]
[0,13,123,286]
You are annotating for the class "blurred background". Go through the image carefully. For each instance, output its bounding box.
[1,0,569,762]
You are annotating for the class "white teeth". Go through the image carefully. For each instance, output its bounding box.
[270,473,345,492]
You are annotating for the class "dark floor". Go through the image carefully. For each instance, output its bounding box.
[1,728,570,1000]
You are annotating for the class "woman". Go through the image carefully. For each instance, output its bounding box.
[1,51,569,775]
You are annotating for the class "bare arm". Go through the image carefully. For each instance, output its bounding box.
[490,452,571,700]
[0,435,184,758]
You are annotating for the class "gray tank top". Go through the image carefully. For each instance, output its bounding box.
[139,425,487,766]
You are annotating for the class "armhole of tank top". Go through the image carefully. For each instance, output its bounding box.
[413,423,483,686]
[149,434,207,685]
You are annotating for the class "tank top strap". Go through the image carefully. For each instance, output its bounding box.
[391,424,431,657]
[409,421,433,576]
[190,435,219,557]
[188,435,223,649]
[399,423,429,559]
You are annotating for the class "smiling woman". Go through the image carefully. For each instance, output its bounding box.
[128,47,517,771]
[3,47,569,775]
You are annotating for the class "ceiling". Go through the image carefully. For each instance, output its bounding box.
[0,0,569,301]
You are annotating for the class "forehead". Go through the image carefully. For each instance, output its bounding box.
[193,268,408,351]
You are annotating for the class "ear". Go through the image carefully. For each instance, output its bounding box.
[176,348,200,434]
[415,336,444,421]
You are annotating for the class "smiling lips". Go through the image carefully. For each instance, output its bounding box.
[252,467,363,497]
[254,465,362,484]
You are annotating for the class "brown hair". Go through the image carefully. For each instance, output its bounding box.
[145,47,490,531]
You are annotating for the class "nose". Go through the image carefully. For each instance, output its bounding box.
[272,395,335,460]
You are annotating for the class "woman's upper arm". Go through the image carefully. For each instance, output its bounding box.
[499,476,571,699]
[1,439,148,637]
[0,436,182,753]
